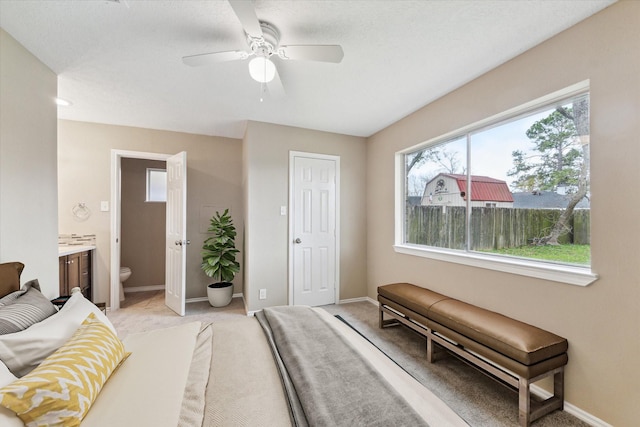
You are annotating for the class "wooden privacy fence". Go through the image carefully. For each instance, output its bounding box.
[407,205,590,250]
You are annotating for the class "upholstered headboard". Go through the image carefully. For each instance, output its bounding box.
[0,262,24,297]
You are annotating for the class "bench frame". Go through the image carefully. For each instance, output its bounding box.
[379,301,564,427]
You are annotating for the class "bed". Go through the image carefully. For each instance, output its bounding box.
[0,262,468,426]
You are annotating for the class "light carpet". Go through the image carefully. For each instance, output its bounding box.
[108,291,589,427]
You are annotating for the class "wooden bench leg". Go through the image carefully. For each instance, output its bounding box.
[378,303,392,328]
[554,369,565,411]
[379,304,401,328]
[519,368,565,427]
[426,333,435,363]
[519,378,531,427]
[425,331,449,363]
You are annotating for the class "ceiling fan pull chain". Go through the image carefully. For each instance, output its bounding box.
[259,56,267,102]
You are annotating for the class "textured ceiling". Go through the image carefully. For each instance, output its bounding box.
[0,0,615,139]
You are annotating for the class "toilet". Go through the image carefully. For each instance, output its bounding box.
[119,267,132,302]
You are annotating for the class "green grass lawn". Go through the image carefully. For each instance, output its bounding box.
[487,244,590,265]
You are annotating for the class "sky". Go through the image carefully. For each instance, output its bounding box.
[470,110,549,183]
[408,109,554,196]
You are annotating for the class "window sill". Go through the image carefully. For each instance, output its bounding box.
[393,244,598,287]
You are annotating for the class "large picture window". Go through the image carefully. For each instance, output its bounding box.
[398,85,594,285]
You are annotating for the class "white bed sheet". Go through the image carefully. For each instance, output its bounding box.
[81,321,201,427]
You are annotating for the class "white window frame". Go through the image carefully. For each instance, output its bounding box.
[146,168,167,202]
[394,80,597,287]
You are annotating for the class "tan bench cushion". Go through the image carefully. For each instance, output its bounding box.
[378,283,451,319]
[378,283,568,366]
[428,299,568,366]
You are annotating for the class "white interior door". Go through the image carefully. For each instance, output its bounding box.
[291,154,338,306]
[165,151,187,316]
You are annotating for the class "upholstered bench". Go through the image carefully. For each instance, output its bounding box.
[378,282,568,426]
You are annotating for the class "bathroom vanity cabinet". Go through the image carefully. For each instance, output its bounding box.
[59,248,92,301]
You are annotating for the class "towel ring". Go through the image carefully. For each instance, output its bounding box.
[72,202,91,221]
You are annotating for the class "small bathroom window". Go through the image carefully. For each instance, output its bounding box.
[146,168,167,202]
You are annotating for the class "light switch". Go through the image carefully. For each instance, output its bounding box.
[280,206,287,216]
[100,201,109,212]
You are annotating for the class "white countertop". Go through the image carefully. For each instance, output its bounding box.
[58,245,96,256]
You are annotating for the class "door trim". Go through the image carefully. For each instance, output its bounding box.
[110,149,172,311]
[287,151,340,306]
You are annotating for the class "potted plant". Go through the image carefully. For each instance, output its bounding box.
[201,209,240,307]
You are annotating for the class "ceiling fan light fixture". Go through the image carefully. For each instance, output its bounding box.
[248,56,276,83]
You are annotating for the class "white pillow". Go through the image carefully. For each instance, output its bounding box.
[0,290,116,377]
[0,361,16,387]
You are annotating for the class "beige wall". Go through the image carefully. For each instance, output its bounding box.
[120,158,166,289]
[243,121,367,312]
[0,29,59,298]
[366,2,639,424]
[58,120,243,304]
[4,2,637,422]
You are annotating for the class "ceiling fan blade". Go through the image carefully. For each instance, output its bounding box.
[267,66,286,99]
[182,50,248,67]
[278,45,344,63]
[228,0,263,38]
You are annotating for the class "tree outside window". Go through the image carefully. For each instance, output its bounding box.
[404,93,590,267]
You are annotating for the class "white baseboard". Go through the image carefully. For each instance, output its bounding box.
[123,285,165,293]
[338,296,368,304]
[338,296,378,305]
[186,293,243,304]
[185,297,208,303]
[530,385,611,427]
[124,289,245,303]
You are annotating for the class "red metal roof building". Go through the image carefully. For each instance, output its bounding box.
[421,173,513,207]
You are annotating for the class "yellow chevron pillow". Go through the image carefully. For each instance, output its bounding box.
[0,313,129,427]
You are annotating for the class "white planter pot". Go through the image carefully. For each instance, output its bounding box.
[207,282,233,307]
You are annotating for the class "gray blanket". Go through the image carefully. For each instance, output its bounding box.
[257,306,429,427]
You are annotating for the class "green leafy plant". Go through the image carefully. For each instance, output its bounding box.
[201,209,240,283]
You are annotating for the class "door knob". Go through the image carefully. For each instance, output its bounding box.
[294,238,302,244]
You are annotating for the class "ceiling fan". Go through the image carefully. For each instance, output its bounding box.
[182,0,344,95]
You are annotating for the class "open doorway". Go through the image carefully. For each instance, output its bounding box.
[119,158,166,303]
[110,150,187,313]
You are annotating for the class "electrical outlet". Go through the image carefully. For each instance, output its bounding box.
[259,289,267,300]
